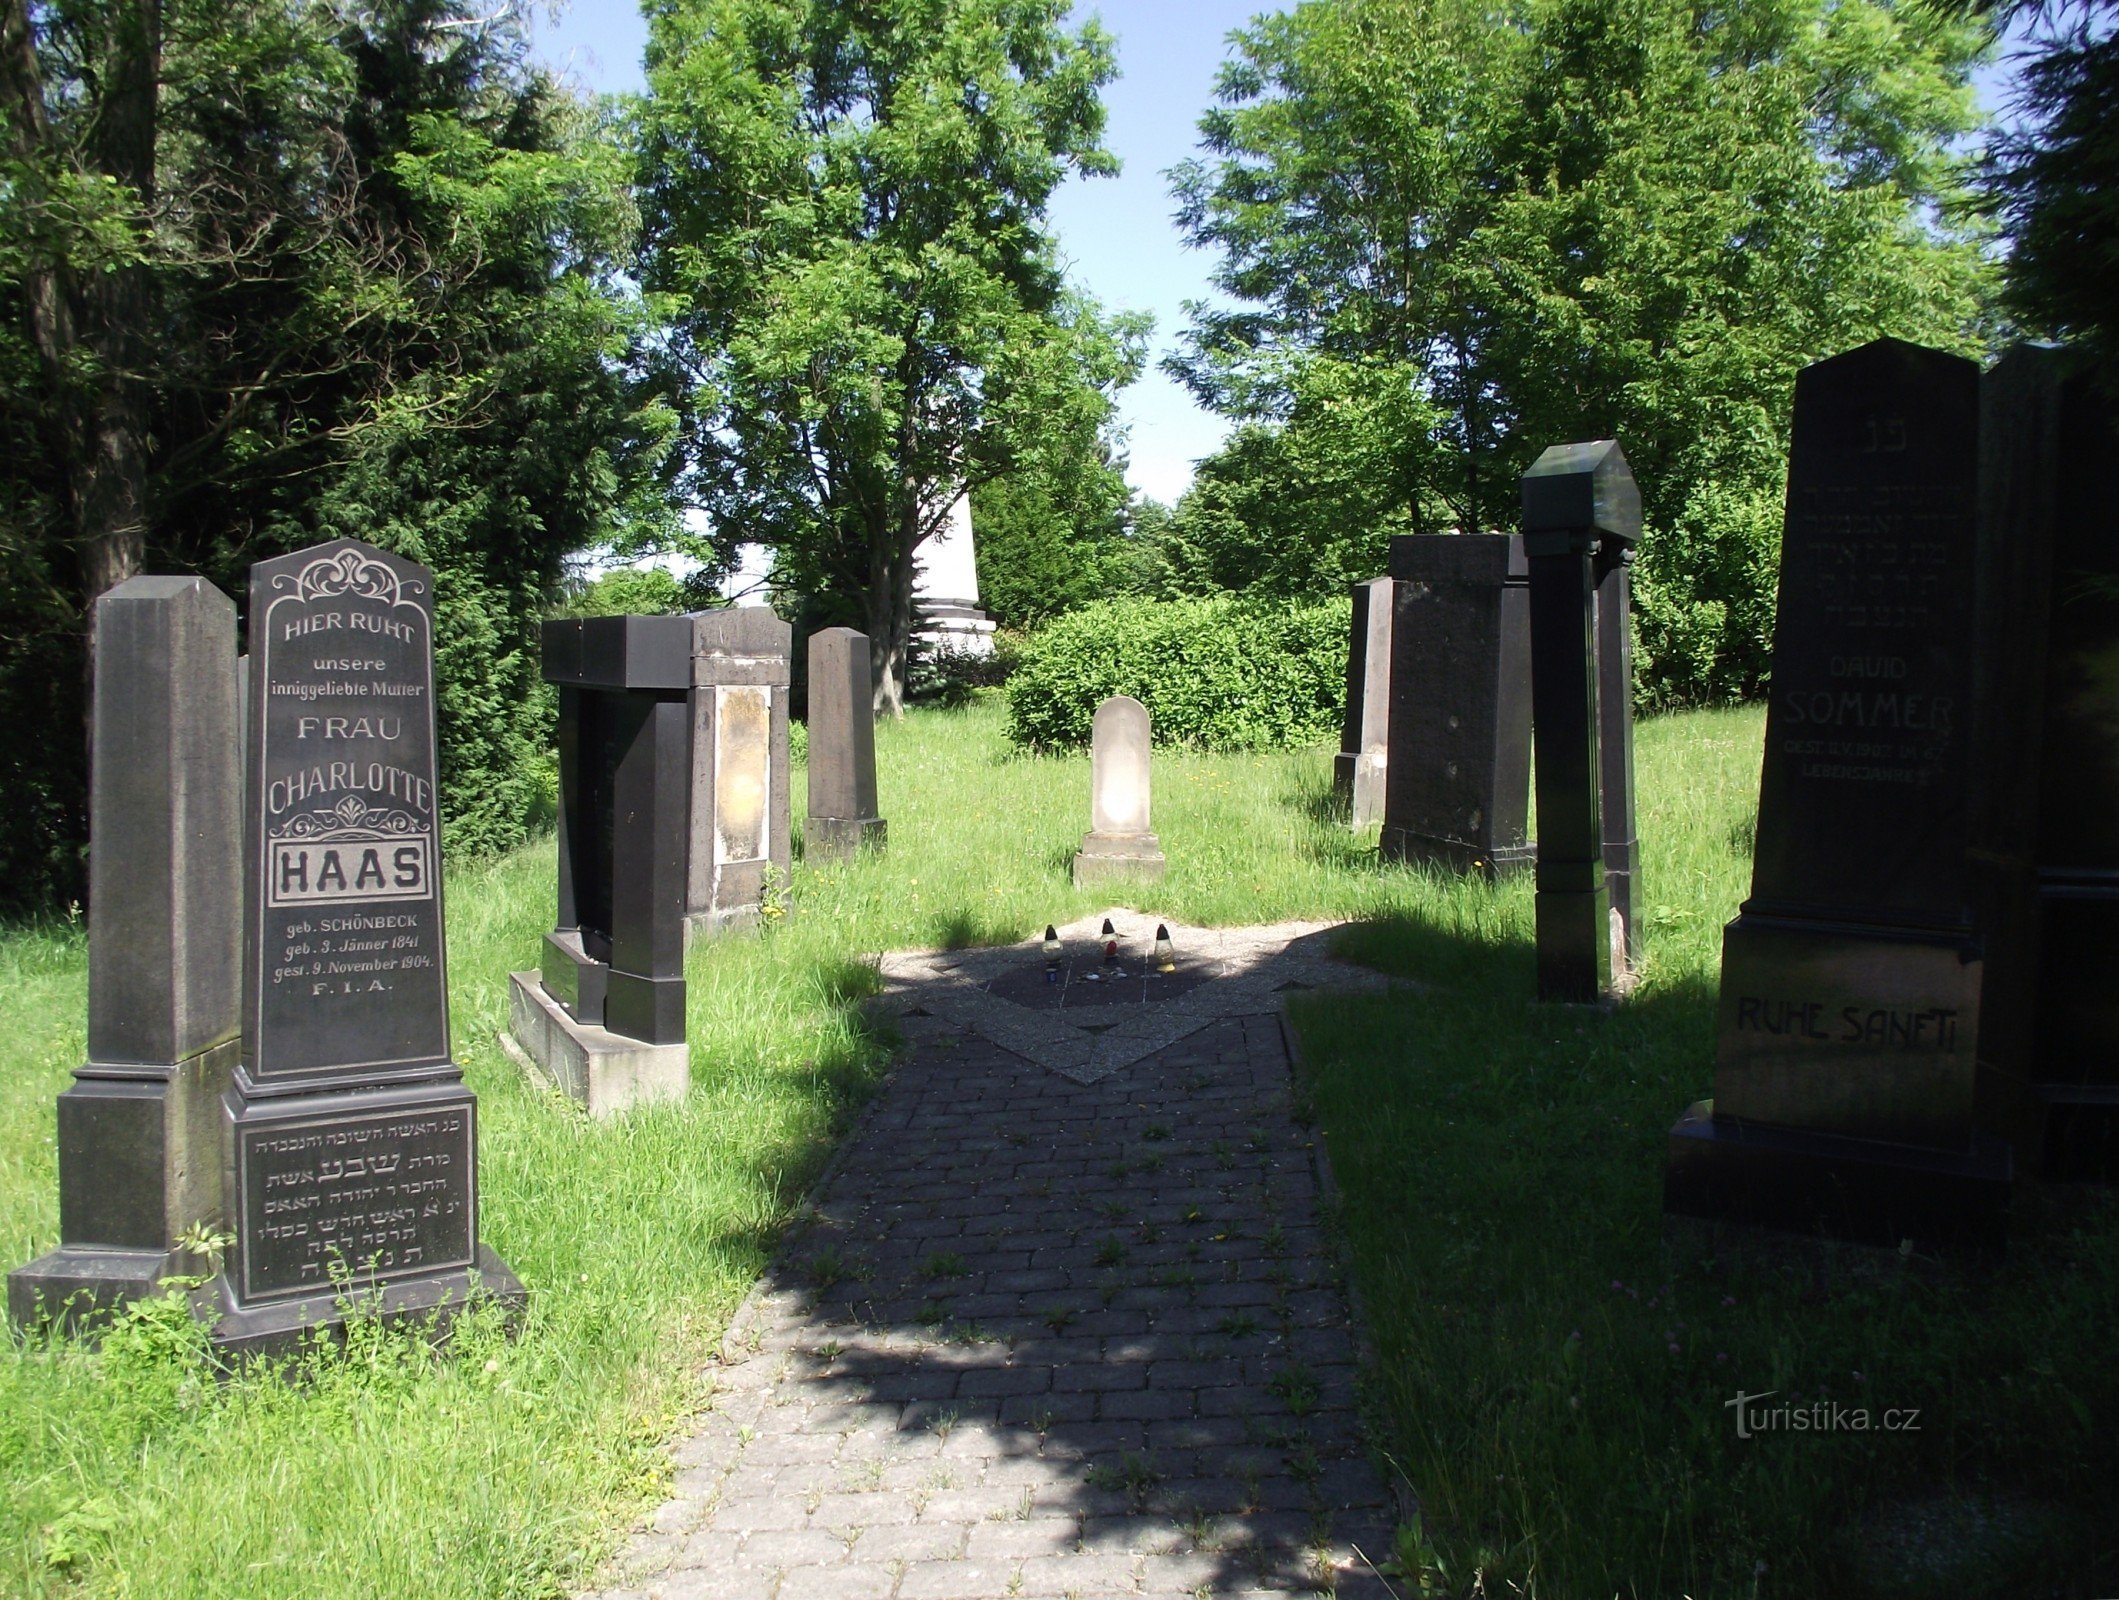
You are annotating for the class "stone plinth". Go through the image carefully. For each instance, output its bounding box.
[1333,577,1393,829]
[1378,534,1533,878]
[804,627,886,862]
[1664,338,2011,1248]
[1523,439,1640,1003]
[9,576,241,1333]
[504,973,688,1118]
[539,615,692,1049]
[689,608,793,934]
[1073,696,1165,887]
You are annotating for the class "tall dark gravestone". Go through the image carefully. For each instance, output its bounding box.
[1334,577,1393,829]
[1973,345,2119,1179]
[1666,339,2012,1246]
[9,577,241,1330]
[508,616,692,1117]
[1523,441,1641,1003]
[805,627,886,861]
[688,609,793,935]
[1378,536,1532,878]
[203,538,523,1351]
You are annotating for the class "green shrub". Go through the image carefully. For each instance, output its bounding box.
[1004,595,1350,752]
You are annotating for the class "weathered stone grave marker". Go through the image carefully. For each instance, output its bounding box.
[1665,338,2011,1246]
[1523,440,1641,1002]
[508,615,691,1117]
[1378,534,1533,877]
[1973,344,2119,1179]
[1073,695,1166,887]
[687,608,792,935]
[204,537,523,1351]
[804,626,886,861]
[8,577,241,1330]
[1334,576,1393,828]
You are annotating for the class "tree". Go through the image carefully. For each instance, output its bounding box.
[1170,0,1995,704]
[635,0,1130,713]
[1955,0,2119,369]
[0,0,652,910]
[969,294,1148,628]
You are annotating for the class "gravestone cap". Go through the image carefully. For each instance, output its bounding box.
[543,615,692,691]
[1521,440,1640,555]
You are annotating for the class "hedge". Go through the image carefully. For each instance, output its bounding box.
[1004,595,1350,752]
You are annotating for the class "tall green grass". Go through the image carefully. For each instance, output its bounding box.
[1293,707,2119,1598]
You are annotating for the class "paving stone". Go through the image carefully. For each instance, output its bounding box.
[579,980,1393,1600]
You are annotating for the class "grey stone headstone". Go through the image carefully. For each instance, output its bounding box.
[1333,578,1392,829]
[1074,696,1165,887]
[204,537,521,1354]
[1665,338,2011,1248]
[688,608,793,935]
[1377,535,1533,878]
[805,627,886,861]
[9,576,242,1332]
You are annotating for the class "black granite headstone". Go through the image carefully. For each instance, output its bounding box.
[1523,440,1641,1003]
[1972,345,2119,1179]
[204,538,522,1351]
[1666,339,2011,1247]
[541,615,691,1046]
[1377,536,1533,878]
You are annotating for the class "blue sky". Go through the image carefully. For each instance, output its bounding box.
[528,0,2029,509]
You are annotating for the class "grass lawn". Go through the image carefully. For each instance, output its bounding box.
[0,695,2112,1598]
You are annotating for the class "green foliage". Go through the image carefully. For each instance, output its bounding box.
[1004,595,1350,752]
[1169,0,1996,703]
[0,0,657,907]
[1977,4,2119,373]
[1147,354,1438,599]
[556,565,700,618]
[635,0,1140,708]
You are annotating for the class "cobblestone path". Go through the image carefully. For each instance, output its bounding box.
[588,996,1398,1600]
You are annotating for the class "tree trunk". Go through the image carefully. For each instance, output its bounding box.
[1,0,159,606]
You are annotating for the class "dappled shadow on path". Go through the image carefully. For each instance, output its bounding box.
[595,972,1402,1600]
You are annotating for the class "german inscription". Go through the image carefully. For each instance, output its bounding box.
[1748,340,1981,926]
[237,1098,475,1299]
[249,540,450,1078]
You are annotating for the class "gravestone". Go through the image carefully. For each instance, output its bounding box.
[1073,696,1166,887]
[201,537,523,1352]
[1523,440,1641,1003]
[1333,577,1393,828]
[1665,338,2012,1247]
[805,627,887,861]
[8,577,241,1331]
[507,615,691,1117]
[1972,345,2119,1179]
[1377,535,1533,878]
[688,608,792,935]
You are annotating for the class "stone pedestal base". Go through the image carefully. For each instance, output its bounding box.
[194,1243,527,1360]
[1332,753,1386,829]
[506,972,689,1118]
[1073,831,1166,888]
[1380,828,1533,881]
[806,814,887,864]
[8,1245,181,1333]
[1664,1099,2012,1250]
[2036,1083,2119,1181]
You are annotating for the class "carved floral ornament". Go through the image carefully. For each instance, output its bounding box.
[274,546,427,608]
[273,796,425,841]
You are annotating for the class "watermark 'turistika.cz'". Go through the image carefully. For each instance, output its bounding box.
[1726,1390,1922,1439]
